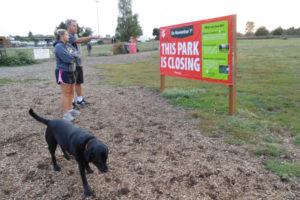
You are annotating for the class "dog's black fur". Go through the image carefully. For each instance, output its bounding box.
[29,109,108,196]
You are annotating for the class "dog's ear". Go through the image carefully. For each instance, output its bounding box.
[105,145,109,155]
[84,147,94,162]
[102,146,109,159]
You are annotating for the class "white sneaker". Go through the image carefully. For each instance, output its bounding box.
[69,109,81,116]
[63,113,74,121]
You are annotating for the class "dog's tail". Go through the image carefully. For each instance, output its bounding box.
[29,108,50,125]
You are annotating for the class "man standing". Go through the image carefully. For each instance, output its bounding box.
[66,19,100,109]
[87,43,92,56]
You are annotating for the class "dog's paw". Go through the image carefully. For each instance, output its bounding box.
[87,168,94,174]
[53,165,61,171]
[84,188,94,196]
[64,154,70,160]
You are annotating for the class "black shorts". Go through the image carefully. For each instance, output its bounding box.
[75,66,84,84]
[55,69,75,85]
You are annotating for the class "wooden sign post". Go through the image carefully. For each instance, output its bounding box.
[229,15,237,115]
[160,75,165,92]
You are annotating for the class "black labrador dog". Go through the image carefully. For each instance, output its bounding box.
[29,109,108,196]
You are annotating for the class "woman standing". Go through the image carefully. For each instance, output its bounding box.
[54,29,80,121]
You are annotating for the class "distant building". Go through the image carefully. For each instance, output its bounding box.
[35,36,53,46]
[0,37,10,56]
[137,36,150,42]
[0,36,10,48]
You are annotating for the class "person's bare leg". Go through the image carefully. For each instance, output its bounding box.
[75,83,90,106]
[75,84,82,97]
[60,84,69,114]
[61,83,74,114]
[69,84,75,110]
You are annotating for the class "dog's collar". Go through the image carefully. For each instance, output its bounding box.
[85,138,95,151]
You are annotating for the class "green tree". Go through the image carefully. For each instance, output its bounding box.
[14,35,25,41]
[284,27,300,35]
[115,0,143,42]
[152,28,160,40]
[27,31,37,42]
[79,27,93,37]
[255,26,269,36]
[56,22,93,37]
[271,27,283,35]
[56,22,67,30]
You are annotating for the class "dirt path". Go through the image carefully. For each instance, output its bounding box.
[0,51,299,199]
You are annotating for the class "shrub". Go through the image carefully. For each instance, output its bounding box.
[97,40,104,45]
[0,52,36,66]
[112,43,126,55]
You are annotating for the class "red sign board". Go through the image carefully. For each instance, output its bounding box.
[160,15,235,85]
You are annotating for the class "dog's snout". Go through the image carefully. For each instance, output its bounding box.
[99,166,108,173]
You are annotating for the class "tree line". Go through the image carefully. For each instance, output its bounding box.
[152,22,300,40]
[243,21,300,36]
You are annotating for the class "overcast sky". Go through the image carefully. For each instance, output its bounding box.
[0,0,299,38]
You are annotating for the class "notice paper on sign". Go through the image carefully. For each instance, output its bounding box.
[33,49,50,59]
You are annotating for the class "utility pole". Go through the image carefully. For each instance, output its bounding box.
[95,0,100,36]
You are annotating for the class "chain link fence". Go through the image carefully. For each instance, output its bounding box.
[0,39,159,66]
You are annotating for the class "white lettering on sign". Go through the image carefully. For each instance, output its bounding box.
[161,56,167,68]
[161,41,200,72]
[161,43,176,55]
[161,42,199,56]
[162,56,200,72]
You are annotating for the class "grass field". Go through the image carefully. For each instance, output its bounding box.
[94,38,300,179]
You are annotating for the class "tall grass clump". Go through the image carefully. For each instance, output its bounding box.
[265,160,300,180]
[0,52,36,66]
[161,88,206,99]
